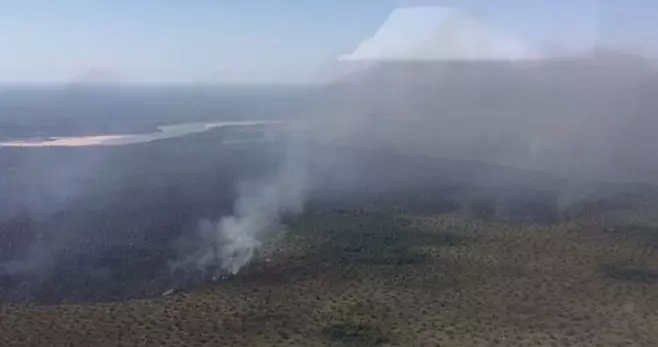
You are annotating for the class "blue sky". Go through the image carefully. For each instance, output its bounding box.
[0,0,655,84]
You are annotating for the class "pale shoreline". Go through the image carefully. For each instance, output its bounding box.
[0,120,280,148]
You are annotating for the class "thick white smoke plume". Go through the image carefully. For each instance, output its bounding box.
[173,128,309,276]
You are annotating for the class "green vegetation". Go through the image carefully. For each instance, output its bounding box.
[603,264,658,284]
[2,208,658,346]
[323,323,389,346]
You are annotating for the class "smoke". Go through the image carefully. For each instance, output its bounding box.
[172,125,310,276]
[2,3,658,304]
[170,51,658,278]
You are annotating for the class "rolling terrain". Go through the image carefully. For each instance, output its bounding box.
[1,125,658,346]
[2,207,658,346]
[2,53,658,346]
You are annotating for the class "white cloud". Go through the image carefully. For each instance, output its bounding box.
[340,6,537,62]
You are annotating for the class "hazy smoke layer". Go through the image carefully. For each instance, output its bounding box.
[2,4,658,303]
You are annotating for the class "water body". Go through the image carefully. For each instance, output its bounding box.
[0,121,281,148]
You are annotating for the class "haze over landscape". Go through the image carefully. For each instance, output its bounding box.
[2,1,658,346]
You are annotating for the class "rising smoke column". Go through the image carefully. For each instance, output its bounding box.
[174,124,310,277]
[174,4,535,277]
